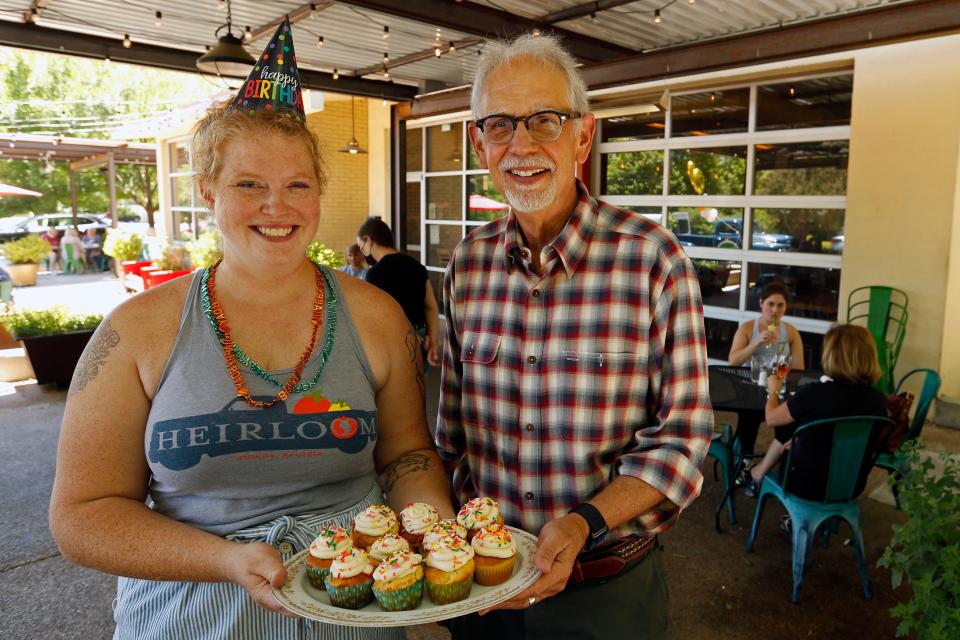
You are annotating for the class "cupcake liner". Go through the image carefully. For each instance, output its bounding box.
[373,579,424,611]
[426,576,473,605]
[474,556,516,586]
[305,564,332,590]
[324,577,373,610]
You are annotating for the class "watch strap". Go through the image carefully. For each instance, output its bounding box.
[570,503,608,549]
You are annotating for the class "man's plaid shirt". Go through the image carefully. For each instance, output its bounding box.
[436,182,713,538]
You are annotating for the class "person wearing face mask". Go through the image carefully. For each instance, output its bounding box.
[727,281,806,456]
[357,217,442,370]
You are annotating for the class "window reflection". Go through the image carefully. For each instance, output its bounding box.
[406,128,423,172]
[704,317,739,361]
[668,207,744,249]
[669,147,747,195]
[170,142,190,174]
[751,208,844,254]
[622,206,663,225]
[467,175,509,222]
[747,263,840,320]
[753,141,848,196]
[426,122,463,172]
[756,75,852,131]
[425,176,462,221]
[405,182,421,247]
[602,151,663,195]
[601,111,665,142]
[671,89,749,137]
[425,223,462,269]
[692,259,741,309]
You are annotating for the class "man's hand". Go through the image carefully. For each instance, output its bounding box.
[479,514,589,614]
[228,542,300,618]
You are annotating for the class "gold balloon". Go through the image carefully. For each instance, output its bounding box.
[686,160,706,195]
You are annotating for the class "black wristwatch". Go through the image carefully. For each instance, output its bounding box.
[569,503,608,550]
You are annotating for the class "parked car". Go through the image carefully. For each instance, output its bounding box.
[0,213,110,244]
[673,217,794,251]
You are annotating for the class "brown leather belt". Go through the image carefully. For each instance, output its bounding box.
[570,534,658,586]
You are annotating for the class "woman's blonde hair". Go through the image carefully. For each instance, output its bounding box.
[191,103,326,193]
[820,324,882,386]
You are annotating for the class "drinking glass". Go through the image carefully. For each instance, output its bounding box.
[775,354,791,398]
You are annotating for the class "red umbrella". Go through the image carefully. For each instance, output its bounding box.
[0,182,42,197]
[468,193,510,211]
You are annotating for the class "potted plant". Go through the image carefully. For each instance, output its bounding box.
[306,241,344,268]
[186,228,223,269]
[103,229,145,276]
[878,440,960,638]
[0,235,52,286]
[145,242,193,288]
[0,306,103,387]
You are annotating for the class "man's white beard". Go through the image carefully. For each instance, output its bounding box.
[499,154,558,213]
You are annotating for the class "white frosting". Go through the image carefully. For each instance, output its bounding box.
[456,497,500,530]
[373,551,423,582]
[471,524,517,559]
[425,535,475,572]
[354,505,398,536]
[369,533,410,562]
[308,526,352,559]
[422,520,468,550]
[330,547,375,579]
[400,503,440,535]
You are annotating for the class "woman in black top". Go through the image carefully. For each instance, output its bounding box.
[743,324,886,501]
[357,218,441,369]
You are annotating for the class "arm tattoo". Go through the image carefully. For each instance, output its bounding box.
[404,329,425,400]
[382,452,431,493]
[69,319,120,396]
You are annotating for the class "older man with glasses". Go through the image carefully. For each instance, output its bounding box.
[436,33,713,639]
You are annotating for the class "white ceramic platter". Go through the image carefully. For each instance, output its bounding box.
[273,526,540,627]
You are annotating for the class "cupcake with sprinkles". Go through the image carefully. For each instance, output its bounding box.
[424,534,475,605]
[369,532,411,564]
[324,547,376,610]
[372,551,425,611]
[421,520,468,552]
[305,525,352,589]
[471,523,517,585]
[399,502,440,551]
[350,504,399,550]
[456,497,502,541]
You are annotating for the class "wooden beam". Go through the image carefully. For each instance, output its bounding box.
[248,2,334,42]
[331,0,637,63]
[411,0,960,118]
[538,0,642,25]
[0,21,418,101]
[352,38,484,78]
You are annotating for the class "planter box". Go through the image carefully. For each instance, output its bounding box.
[7,263,40,287]
[145,269,193,288]
[121,260,153,277]
[20,329,94,387]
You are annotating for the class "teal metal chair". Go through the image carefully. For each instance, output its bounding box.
[875,368,941,509]
[846,286,908,393]
[745,415,895,603]
[709,423,738,528]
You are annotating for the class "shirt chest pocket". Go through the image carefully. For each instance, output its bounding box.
[461,331,502,365]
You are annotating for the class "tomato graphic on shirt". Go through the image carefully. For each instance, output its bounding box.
[294,391,332,414]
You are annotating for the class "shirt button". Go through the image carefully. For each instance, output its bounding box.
[277,542,293,554]
[524,492,535,501]
[526,355,537,365]
[531,289,540,297]
[525,423,534,432]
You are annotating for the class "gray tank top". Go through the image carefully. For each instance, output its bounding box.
[751,317,790,365]
[145,266,379,536]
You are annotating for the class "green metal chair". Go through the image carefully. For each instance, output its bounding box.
[875,368,941,509]
[745,415,895,603]
[846,286,908,393]
[63,243,84,274]
[709,422,738,527]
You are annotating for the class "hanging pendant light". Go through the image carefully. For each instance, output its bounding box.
[196,0,255,76]
[338,96,367,154]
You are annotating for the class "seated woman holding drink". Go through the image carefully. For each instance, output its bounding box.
[737,324,886,503]
[727,281,805,455]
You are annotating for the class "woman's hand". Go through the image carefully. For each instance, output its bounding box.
[766,374,783,396]
[425,335,441,367]
[228,542,299,617]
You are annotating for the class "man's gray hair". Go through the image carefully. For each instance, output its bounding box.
[470,33,589,119]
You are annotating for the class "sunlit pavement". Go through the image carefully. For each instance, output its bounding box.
[8,270,128,316]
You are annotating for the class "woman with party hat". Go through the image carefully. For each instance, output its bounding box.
[48,20,454,639]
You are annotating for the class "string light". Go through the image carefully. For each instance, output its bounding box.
[26,7,39,23]
[382,66,390,78]
[788,86,796,96]
[532,28,541,36]
[590,12,598,23]
[332,68,339,80]
[122,34,132,48]
[434,46,441,57]
[383,52,389,64]
[383,26,389,39]
[448,41,455,53]
[218,0,226,10]
[244,26,252,41]
[688,0,695,4]
[155,10,163,27]
[654,9,661,24]
[317,35,324,47]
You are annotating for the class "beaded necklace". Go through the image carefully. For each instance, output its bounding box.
[200,259,337,408]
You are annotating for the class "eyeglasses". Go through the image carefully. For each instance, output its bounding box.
[475,110,581,144]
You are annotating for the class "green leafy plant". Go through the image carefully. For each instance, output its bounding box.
[306,241,343,268]
[153,242,191,271]
[0,306,102,339]
[186,228,223,268]
[1,234,51,264]
[878,440,960,638]
[103,229,144,262]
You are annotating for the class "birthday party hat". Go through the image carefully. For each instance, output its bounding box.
[229,18,304,119]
